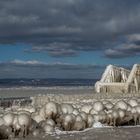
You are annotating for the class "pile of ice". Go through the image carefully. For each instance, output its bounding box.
[0,98,140,139]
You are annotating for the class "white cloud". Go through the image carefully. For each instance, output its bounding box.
[11,59,44,65]
[127,34,140,42]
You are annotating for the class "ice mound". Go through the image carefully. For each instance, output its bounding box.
[92,122,105,128]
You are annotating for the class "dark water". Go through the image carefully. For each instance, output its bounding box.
[0,78,97,88]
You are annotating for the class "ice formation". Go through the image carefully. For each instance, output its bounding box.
[95,64,140,93]
[1,99,140,139]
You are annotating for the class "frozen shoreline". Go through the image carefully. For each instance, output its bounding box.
[0,86,94,98]
[0,86,140,108]
[9,126,140,140]
[1,86,140,140]
[0,85,139,99]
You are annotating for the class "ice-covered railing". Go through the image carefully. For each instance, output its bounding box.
[100,65,130,83]
[95,64,140,93]
[126,64,140,92]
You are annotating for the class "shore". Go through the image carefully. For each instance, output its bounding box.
[0,86,140,107]
[0,86,140,140]
[8,126,140,140]
[0,86,94,98]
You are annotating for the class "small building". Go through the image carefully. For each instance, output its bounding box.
[95,64,140,93]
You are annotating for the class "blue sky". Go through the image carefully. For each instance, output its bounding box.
[0,0,140,79]
[0,44,139,65]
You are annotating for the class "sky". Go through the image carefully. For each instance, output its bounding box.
[0,0,140,79]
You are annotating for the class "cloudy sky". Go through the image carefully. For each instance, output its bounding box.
[0,0,140,79]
